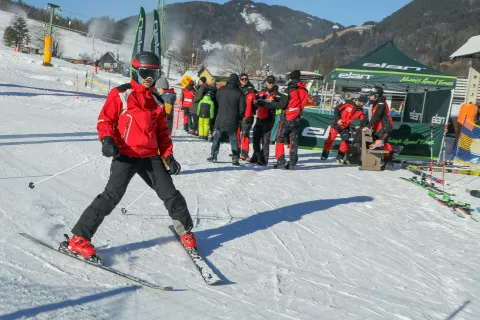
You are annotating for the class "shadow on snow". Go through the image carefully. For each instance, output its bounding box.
[0,286,140,320]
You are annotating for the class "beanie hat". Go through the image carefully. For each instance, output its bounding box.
[288,70,301,80]
[265,75,276,83]
[228,73,240,84]
[240,73,249,79]
[200,76,207,84]
[156,77,169,89]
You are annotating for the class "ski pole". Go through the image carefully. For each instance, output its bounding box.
[121,188,150,214]
[28,155,102,189]
[442,124,448,192]
[429,122,434,188]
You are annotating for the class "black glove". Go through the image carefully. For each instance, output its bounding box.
[101,136,120,159]
[165,155,181,175]
[256,100,265,107]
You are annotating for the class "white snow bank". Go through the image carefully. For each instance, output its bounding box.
[241,8,272,33]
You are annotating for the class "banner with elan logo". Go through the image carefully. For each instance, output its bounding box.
[403,90,451,124]
[296,109,444,159]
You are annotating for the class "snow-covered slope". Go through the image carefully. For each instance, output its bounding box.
[240,6,272,33]
[0,10,132,60]
[0,46,480,319]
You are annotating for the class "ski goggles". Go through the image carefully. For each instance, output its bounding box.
[138,68,160,81]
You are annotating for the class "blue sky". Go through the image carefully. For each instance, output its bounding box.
[22,0,412,26]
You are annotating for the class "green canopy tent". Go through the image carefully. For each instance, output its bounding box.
[326,41,457,123]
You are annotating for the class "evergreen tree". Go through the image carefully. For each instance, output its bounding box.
[3,16,29,47]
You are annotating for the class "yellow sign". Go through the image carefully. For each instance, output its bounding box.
[180,75,193,88]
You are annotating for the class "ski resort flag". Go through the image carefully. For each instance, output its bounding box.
[130,7,146,78]
[151,9,161,64]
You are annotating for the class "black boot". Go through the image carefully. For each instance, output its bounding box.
[184,124,189,132]
[232,158,240,166]
[382,155,394,170]
[286,162,296,170]
[335,152,345,164]
[207,154,217,163]
[321,150,329,161]
[249,153,258,164]
[273,159,286,169]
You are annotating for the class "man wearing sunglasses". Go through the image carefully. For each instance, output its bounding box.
[66,52,195,262]
[239,73,256,161]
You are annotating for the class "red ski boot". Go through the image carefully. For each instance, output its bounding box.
[68,235,97,259]
[180,232,197,249]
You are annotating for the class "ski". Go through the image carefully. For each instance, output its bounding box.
[408,167,445,185]
[427,191,477,221]
[168,225,222,285]
[399,177,454,196]
[403,164,480,176]
[427,192,466,218]
[19,233,173,291]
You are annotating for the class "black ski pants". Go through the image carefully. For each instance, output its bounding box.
[72,155,193,240]
[252,119,273,164]
[275,118,300,165]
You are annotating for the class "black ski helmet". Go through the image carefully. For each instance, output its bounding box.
[131,51,161,83]
[369,86,384,98]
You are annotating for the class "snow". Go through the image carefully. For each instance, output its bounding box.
[0,10,132,61]
[201,40,223,52]
[1,46,480,319]
[240,8,272,33]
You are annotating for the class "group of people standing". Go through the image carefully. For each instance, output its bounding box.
[179,70,309,169]
[321,86,395,168]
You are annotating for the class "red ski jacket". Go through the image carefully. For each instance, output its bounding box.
[285,82,308,121]
[97,80,173,159]
[182,87,194,108]
[333,103,365,130]
[257,85,280,120]
[242,85,256,119]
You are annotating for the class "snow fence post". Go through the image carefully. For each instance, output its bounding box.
[91,73,94,89]
[108,79,111,94]
[76,74,79,98]
[84,71,88,88]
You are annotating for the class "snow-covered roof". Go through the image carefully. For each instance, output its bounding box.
[450,35,480,59]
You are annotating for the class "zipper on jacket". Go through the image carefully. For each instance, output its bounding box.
[123,114,133,142]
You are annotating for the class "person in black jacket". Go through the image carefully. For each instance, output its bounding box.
[191,77,208,136]
[208,74,246,165]
[251,75,280,165]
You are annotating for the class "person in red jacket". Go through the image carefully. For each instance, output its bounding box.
[258,70,308,170]
[239,73,256,160]
[321,95,368,163]
[66,52,195,261]
[250,75,280,165]
[181,80,195,132]
[362,86,395,168]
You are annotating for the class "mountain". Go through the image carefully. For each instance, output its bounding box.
[117,0,339,55]
[282,0,480,76]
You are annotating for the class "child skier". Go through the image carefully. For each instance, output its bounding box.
[197,91,215,140]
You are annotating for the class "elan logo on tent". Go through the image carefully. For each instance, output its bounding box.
[338,72,374,80]
[302,126,341,140]
[363,63,426,71]
[409,111,422,121]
